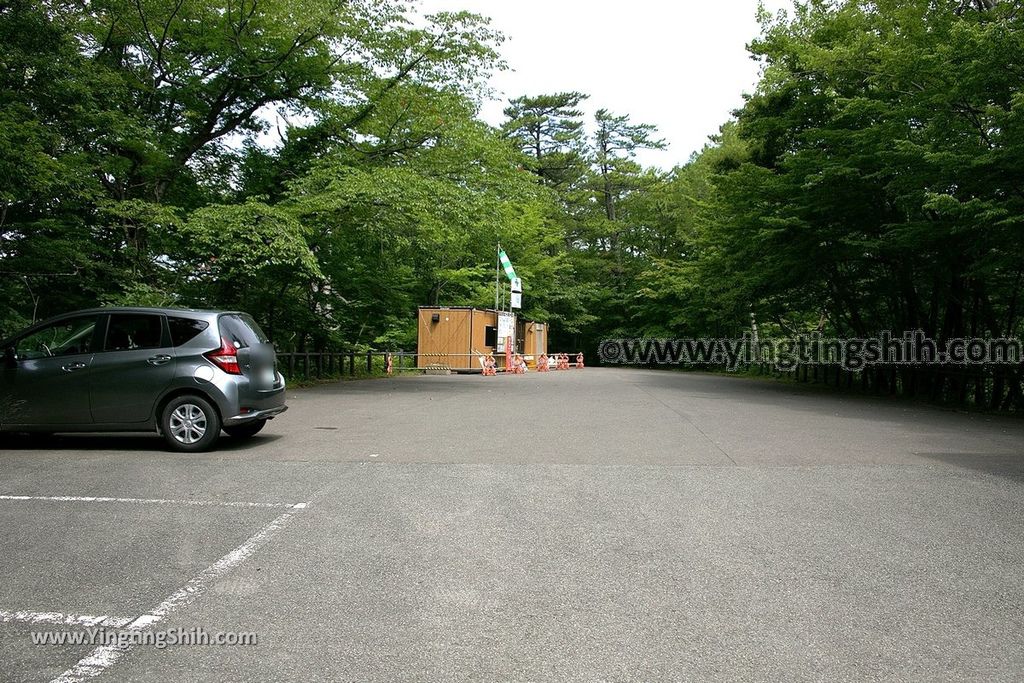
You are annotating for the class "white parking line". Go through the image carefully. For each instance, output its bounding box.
[49,502,309,683]
[0,610,133,628]
[0,495,298,509]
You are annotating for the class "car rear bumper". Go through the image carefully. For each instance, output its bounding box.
[223,404,288,425]
[223,371,287,425]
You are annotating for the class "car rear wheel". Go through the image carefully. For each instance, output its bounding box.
[161,395,220,452]
[223,419,267,439]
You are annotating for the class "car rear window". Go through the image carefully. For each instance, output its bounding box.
[218,314,269,348]
[104,314,163,351]
[168,316,209,347]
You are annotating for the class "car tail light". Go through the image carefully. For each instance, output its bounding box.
[205,337,242,375]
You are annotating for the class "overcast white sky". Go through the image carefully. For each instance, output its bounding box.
[416,0,793,169]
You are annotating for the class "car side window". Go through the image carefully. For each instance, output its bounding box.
[104,314,163,351]
[168,316,209,347]
[15,316,98,359]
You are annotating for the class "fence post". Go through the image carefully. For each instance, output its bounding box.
[366,351,373,374]
[349,352,355,376]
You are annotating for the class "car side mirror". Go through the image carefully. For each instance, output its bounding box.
[4,346,16,368]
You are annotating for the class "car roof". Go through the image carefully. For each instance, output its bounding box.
[60,307,239,316]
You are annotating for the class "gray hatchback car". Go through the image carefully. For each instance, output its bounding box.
[0,307,287,451]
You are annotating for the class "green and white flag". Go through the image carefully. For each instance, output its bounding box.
[498,249,517,281]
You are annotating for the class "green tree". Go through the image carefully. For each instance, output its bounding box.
[0,0,505,340]
[592,109,665,223]
[502,92,589,190]
[661,0,1024,406]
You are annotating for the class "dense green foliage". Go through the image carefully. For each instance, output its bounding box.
[2,0,1022,407]
[686,0,1024,408]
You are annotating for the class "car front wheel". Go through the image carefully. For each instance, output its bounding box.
[223,419,267,439]
[161,395,221,452]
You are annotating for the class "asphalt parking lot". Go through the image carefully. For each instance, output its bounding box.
[2,368,1023,682]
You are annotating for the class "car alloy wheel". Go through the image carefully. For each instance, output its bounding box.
[169,403,207,445]
[161,395,220,452]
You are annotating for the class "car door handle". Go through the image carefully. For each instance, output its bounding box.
[147,354,172,366]
[62,361,88,373]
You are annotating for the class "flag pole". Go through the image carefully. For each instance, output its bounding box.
[495,243,500,312]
